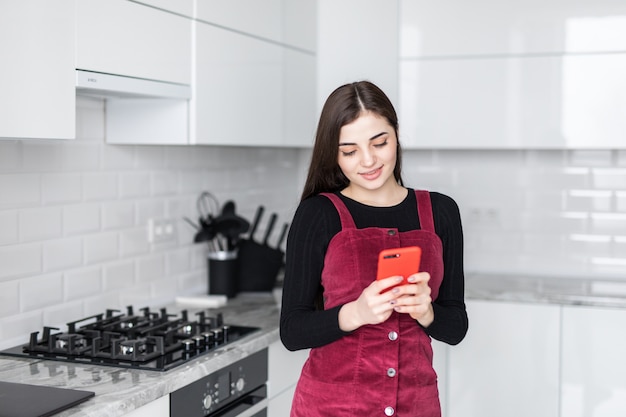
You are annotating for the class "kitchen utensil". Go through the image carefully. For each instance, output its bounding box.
[212,200,250,250]
[236,208,285,292]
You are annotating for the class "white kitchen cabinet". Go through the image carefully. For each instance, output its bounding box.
[0,0,75,140]
[561,305,626,417]
[123,395,169,417]
[76,0,192,85]
[195,0,316,52]
[267,340,308,416]
[400,0,626,58]
[399,53,626,149]
[317,0,399,108]
[192,22,316,146]
[133,0,194,18]
[447,300,560,417]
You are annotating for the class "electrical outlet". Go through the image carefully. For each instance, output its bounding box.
[148,218,177,244]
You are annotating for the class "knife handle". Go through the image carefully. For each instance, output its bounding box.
[263,213,277,245]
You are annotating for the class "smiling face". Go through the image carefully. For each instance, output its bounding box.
[337,111,400,202]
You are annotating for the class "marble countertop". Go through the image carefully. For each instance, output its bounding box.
[466,272,626,308]
[0,293,281,417]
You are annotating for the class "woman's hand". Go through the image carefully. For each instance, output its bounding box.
[391,272,434,327]
[338,276,405,332]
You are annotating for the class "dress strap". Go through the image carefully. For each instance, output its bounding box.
[320,192,356,230]
[415,190,435,232]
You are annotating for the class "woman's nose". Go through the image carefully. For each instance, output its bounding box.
[360,150,376,166]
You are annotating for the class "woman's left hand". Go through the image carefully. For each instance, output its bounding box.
[390,271,434,327]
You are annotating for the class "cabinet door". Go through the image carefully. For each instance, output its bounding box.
[0,0,75,139]
[76,0,192,85]
[561,305,626,417]
[448,300,560,417]
[268,341,308,415]
[193,23,283,145]
[195,0,316,52]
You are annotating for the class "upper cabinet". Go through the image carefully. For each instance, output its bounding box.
[76,0,192,85]
[398,0,626,149]
[0,0,75,140]
[316,0,399,110]
[192,1,317,147]
[75,0,193,144]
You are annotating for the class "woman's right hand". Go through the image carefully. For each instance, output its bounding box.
[338,276,404,332]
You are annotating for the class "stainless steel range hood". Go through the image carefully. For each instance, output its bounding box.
[75,69,191,99]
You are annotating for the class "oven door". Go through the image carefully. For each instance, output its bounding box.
[207,384,267,417]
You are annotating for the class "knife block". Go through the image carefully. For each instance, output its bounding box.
[236,240,284,292]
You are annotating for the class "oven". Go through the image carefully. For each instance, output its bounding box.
[170,348,268,417]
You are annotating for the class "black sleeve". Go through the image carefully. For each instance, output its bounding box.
[279,197,349,351]
[425,192,469,345]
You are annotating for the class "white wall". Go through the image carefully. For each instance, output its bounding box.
[0,96,301,349]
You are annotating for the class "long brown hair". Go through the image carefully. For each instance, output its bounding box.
[301,81,403,201]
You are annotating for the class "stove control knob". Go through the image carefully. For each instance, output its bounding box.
[203,394,213,410]
[235,377,245,392]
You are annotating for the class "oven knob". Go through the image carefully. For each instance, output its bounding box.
[235,377,245,392]
[203,394,213,409]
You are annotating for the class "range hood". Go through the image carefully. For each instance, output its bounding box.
[75,69,191,99]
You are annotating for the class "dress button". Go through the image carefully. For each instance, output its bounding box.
[387,368,396,377]
[388,331,398,341]
[387,229,396,236]
[384,406,395,416]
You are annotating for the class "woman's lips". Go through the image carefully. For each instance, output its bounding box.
[360,166,383,181]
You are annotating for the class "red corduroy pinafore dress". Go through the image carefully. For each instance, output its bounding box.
[290,190,444,417]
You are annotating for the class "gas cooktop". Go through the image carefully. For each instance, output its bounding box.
[0,306,259,372]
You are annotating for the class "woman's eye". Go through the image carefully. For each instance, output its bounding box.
[341,150,356,157]
[373,139,388,148]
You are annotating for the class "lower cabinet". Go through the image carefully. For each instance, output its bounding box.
[124,395,169,417]
[267,340,309,416]
[446,300,561,417]
[561,305,626,417]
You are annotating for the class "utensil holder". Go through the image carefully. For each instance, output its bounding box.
[208,250,238,298]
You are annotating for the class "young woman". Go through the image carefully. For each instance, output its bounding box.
[280,81,468,417]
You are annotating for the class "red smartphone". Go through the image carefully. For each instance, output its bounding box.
[376,246,422,292]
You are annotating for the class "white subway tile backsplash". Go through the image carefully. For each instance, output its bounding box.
[617,150,626,166]
[592,168,626,189]
[20,272,63,311]
[64,266,102,300]
[83,173,118,201]
[166,247,191,275]
[569,150,614,167]
[178,271,207,295]
[0,141,20,172]
[0,280,19,316]
[0,174,40,209]
[76,96,105,141]
[590,213,626,235]
[136,254,166,282]
[119,228,151,257]
[22,142,63,172]
[0,311,42,347]
[0,211,18,245]
[83,232,119,264]
[617,191,626,212]
[42,173,82,204]
[565,190,613,212]
[101,145,135,170]
[0,243,41,281]
[43,301,85,330]
[63,203,100,235]
[524,167,590,190]
[19,207,63,242]
[152,171,179,196]
[58,143,101,172]
[43,237,82,272]
[102,201,135,230]
[103,260,135,291]
[119,172,151,198]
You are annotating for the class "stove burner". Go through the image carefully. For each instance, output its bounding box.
[0,306,259,372]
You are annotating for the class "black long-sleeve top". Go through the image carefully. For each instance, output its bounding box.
[280,189,468,351]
